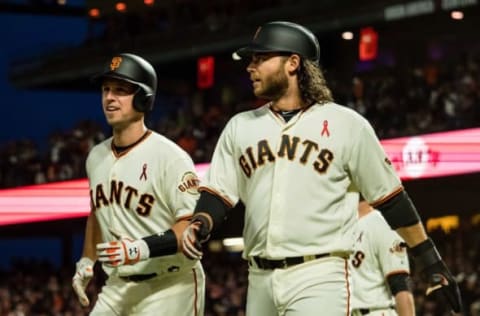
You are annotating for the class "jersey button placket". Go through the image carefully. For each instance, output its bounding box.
[266,136,287,256]
[108,161,119,229]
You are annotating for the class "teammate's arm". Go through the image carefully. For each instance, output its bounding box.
[72,211,102,307]
[394,291,415,316]
[374,190,463,314]
[395,223,428,249]
[96,192,228,265]
[181,190,231,259]
[96,218,191,266]
[372,190,427,247]
[82,211,103,260]
[387,273,415,316]
[180,116,238,259]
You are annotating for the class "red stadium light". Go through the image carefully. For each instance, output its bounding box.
[451,10,464,20]
[359,27,378,61]
[88,8,101,18]
[115,2,127,12]
[144,0,155,6]
[197,56,215,89]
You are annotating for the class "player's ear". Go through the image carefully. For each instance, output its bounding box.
[286,54,301,74]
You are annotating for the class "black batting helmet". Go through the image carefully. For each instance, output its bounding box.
[234,21,320,63]
[92,53,157,112]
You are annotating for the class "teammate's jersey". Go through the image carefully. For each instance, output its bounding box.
[350,210,410,309]
[86,130,200,276]
[201,102,402,259]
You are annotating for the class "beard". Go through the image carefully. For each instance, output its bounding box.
[254,67,289,101]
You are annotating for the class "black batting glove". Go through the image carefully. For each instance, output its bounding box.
[410,238,463,314]
[192,213,212,244]
[181,213,212,260]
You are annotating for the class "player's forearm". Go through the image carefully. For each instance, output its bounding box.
[141,193,228,259]
[141,220,189,258]
[394,291,415,316]
[395,222,428,248]
[96,221,188,266]
[82,212,102,260]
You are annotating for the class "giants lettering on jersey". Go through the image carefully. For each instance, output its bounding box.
[90,180,155,216]
[239,134,334,177]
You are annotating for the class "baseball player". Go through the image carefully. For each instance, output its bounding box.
[119,21,462,315]
[72,53,205,315]
[350,200,415,316]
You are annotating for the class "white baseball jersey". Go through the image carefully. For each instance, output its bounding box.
[350,210,410,310]
[86,130,201,277]
[201,102,402,259]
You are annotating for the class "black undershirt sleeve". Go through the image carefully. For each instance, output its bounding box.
[376,191,421,229]
[142,229,178,258]
[387,272,412,296]
[193,190,230,232]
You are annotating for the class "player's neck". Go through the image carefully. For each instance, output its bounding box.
[270,92,305,112]
[112,122,148,147]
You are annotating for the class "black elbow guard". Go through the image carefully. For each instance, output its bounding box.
[193,191,229,233]
[387,272,412,296]
[376,191,421,229]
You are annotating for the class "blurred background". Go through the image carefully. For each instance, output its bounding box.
[0,0,479,315]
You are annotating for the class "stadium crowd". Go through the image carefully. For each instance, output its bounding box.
[0,222,478,315]
[1,49,479,188]
[0,41,479,315]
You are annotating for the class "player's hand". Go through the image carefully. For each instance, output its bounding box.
[423,260,462,314]
[182,215,211,260]
[410,238,463,314]
[72,257,94,307]
[96,237,150,267]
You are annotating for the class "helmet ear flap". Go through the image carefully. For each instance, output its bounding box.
[133,88,154,112]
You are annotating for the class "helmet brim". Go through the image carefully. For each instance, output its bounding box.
[90,71,135,84]
[233,44,285,60]
[92,71,152,89]
[90,72,155,96]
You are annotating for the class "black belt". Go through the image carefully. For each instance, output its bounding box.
[358,306,395,315]
[251,252,347,270]
[119,273,157,282]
